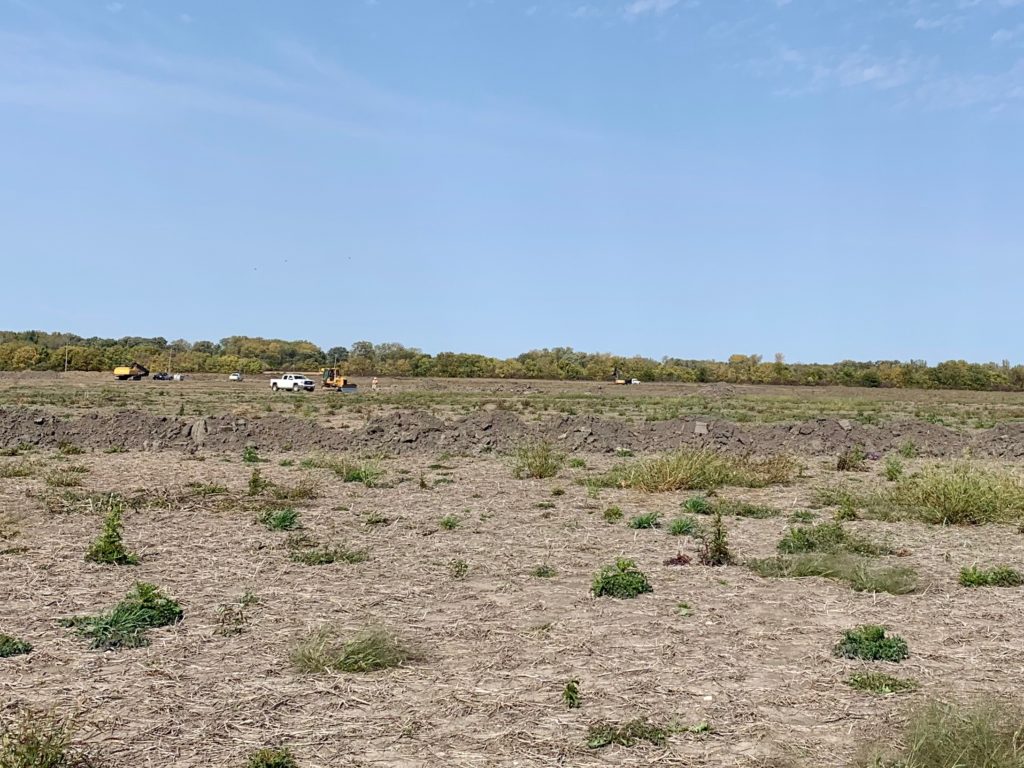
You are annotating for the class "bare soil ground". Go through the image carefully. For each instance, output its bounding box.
[2,376,1024,767]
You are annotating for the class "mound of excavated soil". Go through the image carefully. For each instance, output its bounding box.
[3,406,1024,457]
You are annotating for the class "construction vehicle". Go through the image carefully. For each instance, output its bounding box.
[113,362,150,381]
[611,367,641,385]
[320,368,358,393]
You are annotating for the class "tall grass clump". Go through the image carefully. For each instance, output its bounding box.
[0,709,99,768]
[512,442,565,479]
[885,463,1024,525]
[85,502,139,565]
[63,582,182,650]
[591,558,652,599]
[854,699,1024,768]
[590,450,796,493]
[291,626,414,673]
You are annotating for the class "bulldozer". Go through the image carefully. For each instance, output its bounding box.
[113,362,150,381]
[320,368,358,393]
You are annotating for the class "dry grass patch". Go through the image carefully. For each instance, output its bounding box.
[511,442,565,479]
[0,709,100,768]
[748,553,918,594]
[591,449,797,493]
[291,626,415,673]
[855,699,1024,768]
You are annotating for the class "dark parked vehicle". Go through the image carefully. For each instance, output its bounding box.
[152,372,173,381]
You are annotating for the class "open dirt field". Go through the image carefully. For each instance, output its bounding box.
[2,375,1024,766]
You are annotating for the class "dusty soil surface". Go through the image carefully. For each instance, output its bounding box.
[5,406,1024,458]
[2,449,1023,767]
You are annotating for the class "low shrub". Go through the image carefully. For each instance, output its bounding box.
[0,709,98,768]
[697,512,733,566]
[837,446,867,472]
[591,558,653,599]
[0,633,32,658]
[959,565,1023,588]
[85,502,139,566]
[833,625,909,662]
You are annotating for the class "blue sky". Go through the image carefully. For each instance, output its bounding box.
[1,0,1021,363]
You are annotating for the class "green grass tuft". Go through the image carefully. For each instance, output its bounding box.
[562,679,581,709]
[258,507,300,531]
[64,582,182,650]
[286,534,368,566]
[668,515,701,537]
[511,442,565,479]
[602,506,624,523]
[627,512,660,529]
[531,564,557,578]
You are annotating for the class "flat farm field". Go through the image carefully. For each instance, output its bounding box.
[2,374,1024,767]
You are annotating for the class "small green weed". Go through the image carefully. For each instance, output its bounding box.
[591,558,653,599]
[286,535,368,566]
[569,458,587,469]
[846,671,918,695]
[697,512,733,566]
[883,456,904,481]
[0,634,32,658]
[834,625,909,662]
[248,468,269,496]
[85,503,139,566]
[58,442,85,456]
[242,446,262,464]
[682,496,712,514]
[563,679,581,709]
[603,506,624,523]
[586,718,668,749]
[959,565,1023,588]
[439,514,460,531]
[898,440,918,458]
[246,747,298,768]
[449,558,469,578]
[531,564,557,578]
[837,446,867,472]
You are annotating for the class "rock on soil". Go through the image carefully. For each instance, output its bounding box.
[3,406,1022,457]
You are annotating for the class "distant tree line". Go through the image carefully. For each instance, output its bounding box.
[1,330,1023,391]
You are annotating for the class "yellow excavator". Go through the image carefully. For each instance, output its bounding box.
[320,368,358,393]
[113,362,150,381]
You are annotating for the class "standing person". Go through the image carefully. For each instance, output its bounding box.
[371,376,379,392]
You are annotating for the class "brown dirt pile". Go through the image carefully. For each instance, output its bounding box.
[4,406,1024,457]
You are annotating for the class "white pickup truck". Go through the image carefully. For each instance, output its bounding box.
[270,373,315,392]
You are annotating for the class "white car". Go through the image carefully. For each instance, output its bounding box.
[229,372,244,382]
[271,373,315,392]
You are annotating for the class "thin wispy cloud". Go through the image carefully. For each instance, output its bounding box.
[624,0,680,18]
